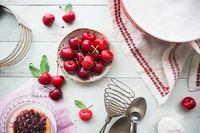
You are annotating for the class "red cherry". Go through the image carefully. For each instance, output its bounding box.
[181,97,196,110]
[42,13,55,27]
[62,10,76,23]
[82,32,96,42]
[79,109,93,121]
[49,88,62,101]
[81,40,95,53]
[51,75,64,88]
[77,67,91,80]
[69,36,82,49]
[94,38,107,51]
[76,52,85,65]
[81,55,95,69]
[101,50,114,62]
[60,47,76,60]
[64,60,78,73]
[38,72,51,85]
[91,51,100,61]
[92,61,105,75]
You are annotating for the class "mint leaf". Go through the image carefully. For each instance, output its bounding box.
[75,100,87,109]
[40,55,50,73]
[29,63,42,77]
[65,4,72,12]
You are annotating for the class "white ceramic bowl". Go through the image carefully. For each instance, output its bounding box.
[121,0,200,42]
[57,28,114,83]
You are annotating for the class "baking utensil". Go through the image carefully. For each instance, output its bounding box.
[57,28,114,83]
[0,5,32,67]
[109,116,131,133]
[126,97,147,133]
[99,78,135,133]
[121,0,200,43]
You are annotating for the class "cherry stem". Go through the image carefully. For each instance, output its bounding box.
[56,61,59,76]
[53,23,64,28]
[87,105,94,110]
[75,59,81,68]
[91,45,99,54]
[59,6,65,12]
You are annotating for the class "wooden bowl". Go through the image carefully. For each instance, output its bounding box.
[57,28,114,83]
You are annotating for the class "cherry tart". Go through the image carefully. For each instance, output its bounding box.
[10,109,50,133]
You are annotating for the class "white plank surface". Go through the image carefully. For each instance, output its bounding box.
[1,0,200,133]
[1,0,107,5]
[0,78,200,133]
[0,6,115,42]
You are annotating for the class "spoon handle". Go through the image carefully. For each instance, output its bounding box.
[132,122,137,133]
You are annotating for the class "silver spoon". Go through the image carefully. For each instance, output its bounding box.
[109,97,147,133]
[126,97,147,133]
[109,116,131,133]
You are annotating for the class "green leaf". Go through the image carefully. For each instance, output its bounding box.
[40,55,50,73]
[65,4,73,12]
[29,63,42,77]
[75,100,87,109]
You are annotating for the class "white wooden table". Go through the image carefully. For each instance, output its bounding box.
[0,0,200,133]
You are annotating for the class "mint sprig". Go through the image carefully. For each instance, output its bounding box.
[29,63,42,77]
[40,55,50,73]
[75,100,87,109]
[29,55,50,77]
[65,4,73,12]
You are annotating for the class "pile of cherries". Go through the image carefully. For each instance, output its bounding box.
[60,31,114,80]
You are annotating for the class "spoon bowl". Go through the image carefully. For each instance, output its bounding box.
[126,97,147,133]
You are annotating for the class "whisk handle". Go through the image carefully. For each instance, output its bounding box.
[99,122,108,133]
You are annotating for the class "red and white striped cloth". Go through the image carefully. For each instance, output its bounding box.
[108,0,200,105]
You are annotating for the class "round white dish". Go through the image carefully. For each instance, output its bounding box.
[6,102,57,133]
[121,0,200,42]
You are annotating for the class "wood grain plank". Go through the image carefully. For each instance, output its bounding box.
[0,42,138,77]
[1,0,107,5]
[0,78,199,133]
[1,6,115,42]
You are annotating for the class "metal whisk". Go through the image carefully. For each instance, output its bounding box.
[99,78,135,133]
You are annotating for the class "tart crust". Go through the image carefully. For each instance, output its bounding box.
[10,108,50,133]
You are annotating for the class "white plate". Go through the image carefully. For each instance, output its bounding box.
[121,0,200,42]
[5,102,57,133]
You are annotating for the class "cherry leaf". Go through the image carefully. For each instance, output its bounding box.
[29,63,42,78]
[40,55,50,73]
[65,4,73,12]
[75,100,87,109]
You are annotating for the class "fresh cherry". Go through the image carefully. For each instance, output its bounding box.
[62,10,76,23]
[60,47,76,60]
[75,100,93,121]
[94,38,107,51]
[181,97,196,110]
[49,88,62,101]
[76,52,85,65]
[81,54,95,69]
[42,13,64,28]
[77,67,91,80]
[42,13,55,27]
[92,61,105,75]
[69,36,82,49]
[38,72,51,85]
[82,32,96,42]
[64,60,78,73]
[101,50,113,62]
[81,40,95,53]
[91,51,100,61]
[79,109,93,121]
[51,75,64,88]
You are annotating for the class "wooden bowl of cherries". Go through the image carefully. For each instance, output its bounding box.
[57,28,114,83]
